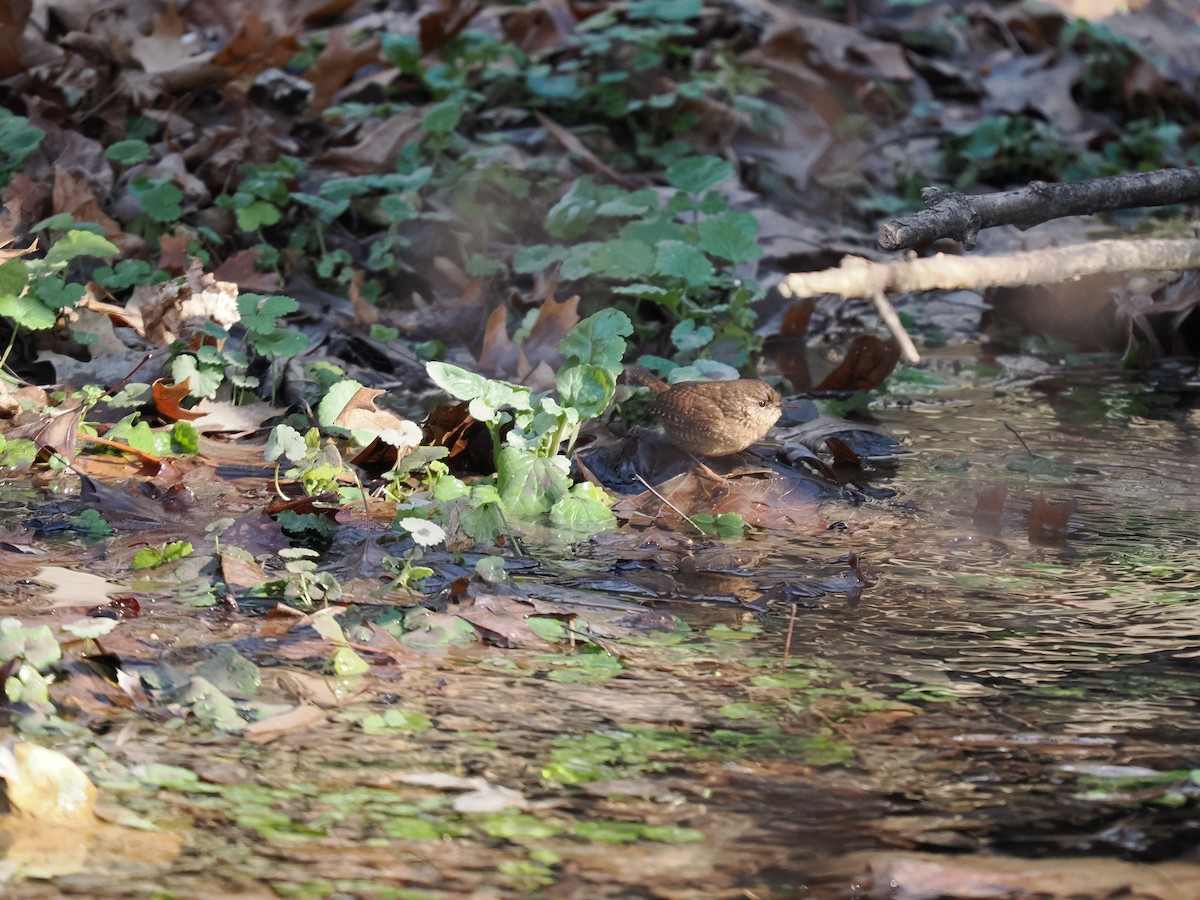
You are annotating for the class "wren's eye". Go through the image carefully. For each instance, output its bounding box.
[758,400,767,407]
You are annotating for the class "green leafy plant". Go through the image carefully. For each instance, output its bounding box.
[941,115,1074,188]
[171,292,309,401]
[423,309,631,540]
[0,618,62,722]
[217,155,305,233]
[0,229,119,368]
[132,540,194,569]
[514,157,763,369]
[106,415,200,457]
[278,547,343,607]
[1061,19,1140,110]
[0,109,44,188]
[1066,119,1196,180]
[265,425,352,498]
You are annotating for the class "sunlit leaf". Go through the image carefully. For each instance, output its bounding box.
[264,424,308,464]
[361,708,432,734]
[557,309,633,372]
[131,541,193,570]
[497,448,570,517]
[43,230,118,267]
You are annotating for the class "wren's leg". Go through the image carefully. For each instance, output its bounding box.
[686,453,728,483]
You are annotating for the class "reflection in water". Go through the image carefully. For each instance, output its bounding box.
[757,381,1200,745]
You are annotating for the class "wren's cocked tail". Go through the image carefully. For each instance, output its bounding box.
[627,366,782,458]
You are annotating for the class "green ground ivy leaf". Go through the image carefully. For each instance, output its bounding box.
[131,179,184,222]
[426,362,490,399]
[106,415,169,456]
[379,194,417,222]
[196,646,261,696]
[559,241,601,281]
[632,0,703,21]
[576,820,704,844]
[588,238,655,280]
[527,617,568,642]
[620,215,688,246]
[670,319,714,352]
[0,256,27,295]
[497,447,570,517]
[481,812,563,841]
[234,199,281,231]
[316,378,363,426]
[397,609,479,649]
[706,623,762,641]
[30,279,84,320]
[132,541,193,569]
[180,675,244,732]
[545,177,599,240]
[332,646,369,675]
[461,500,507,544]
[555,364,614,419]
[653,240,715,287]
[251,329,307,363]
[574,820,645,843]
[0,110,44,181]
[525,70,582,101]
[379,33,421,74]
[557,309,633,373]
[426,363,531,421]
[719,701,774,720]
[429,471,469,501]
[238,293,299,334]
[132,763,221,792]
[44,230,119,268]
[665,156,733,195]
[513,244,567,275]
[0,291,56,331]
[265,424,307,464]
[541,649,623,683]
[690,511,748,538]
[105,139,150,165]
[611,282,674,302]
[94,259,156,290]
[171,354,223,400]
[70,508,113,537]
[595,189,657,217]
[0,437,37,469]
[549,483,614,532]
[171,421,199,455]
[361,707,432,734]
[697,212,762,264]
[289,192,349,223]
[383,817,446,840]
[0,619,60,668]
[30,213,74,232]
[422,98,463,135]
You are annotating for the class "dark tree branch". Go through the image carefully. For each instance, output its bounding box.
[878,168,1200,251]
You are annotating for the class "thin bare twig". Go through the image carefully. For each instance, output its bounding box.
[634,473,705,534]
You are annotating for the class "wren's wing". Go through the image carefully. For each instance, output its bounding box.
[626,366,669,394]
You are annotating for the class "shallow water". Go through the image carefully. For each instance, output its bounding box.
[5,355,1200,897]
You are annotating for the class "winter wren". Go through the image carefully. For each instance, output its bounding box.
[630,368,782,458]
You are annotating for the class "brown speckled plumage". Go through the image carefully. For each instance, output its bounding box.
[629,368,782,457]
